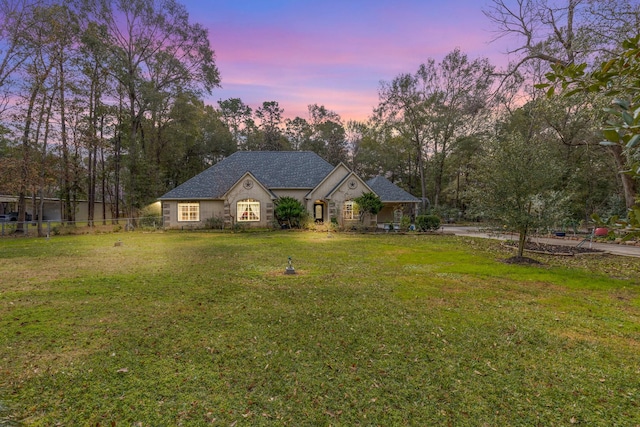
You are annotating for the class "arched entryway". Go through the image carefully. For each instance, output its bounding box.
[313,200,326,223]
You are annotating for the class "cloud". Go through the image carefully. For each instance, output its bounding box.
[194,0,512,120]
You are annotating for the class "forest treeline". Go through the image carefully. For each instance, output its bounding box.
[0,0,639,235]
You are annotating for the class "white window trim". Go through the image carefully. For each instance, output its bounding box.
[343,200,359,220]
[178,202,200,222]
[237,199,260,222]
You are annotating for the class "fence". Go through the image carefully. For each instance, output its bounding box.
[0,216,163,237]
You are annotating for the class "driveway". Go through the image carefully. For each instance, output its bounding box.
[442,225,640,258]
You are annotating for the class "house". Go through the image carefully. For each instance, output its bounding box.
[365,175,421,225]
[158,151,420,229]
[0,195,114,222]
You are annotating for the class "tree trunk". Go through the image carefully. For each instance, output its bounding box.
[609,145,637,209]
[517,229,527,258]
[114,131,121,222]
[415,130,428,213]
[113,88,124,222]
[127,83,142,220]
[455,169,461,209]
[87,64,100,227]
[17,68,50,233]
[100,142,107,226]
[58,54,72,222]
[37,89,55,236]
[418,151,427,212]
[434,152,446,208]
[518,201,533,258]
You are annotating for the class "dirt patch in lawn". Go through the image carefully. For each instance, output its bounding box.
[505,241,603,256]
[503,256,543,265]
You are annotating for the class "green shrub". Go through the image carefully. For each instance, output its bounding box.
[400,215,412,231]
[139,214,161,229]
[415,214,441,231]
[275,196,306,228]
[204,216,225,230]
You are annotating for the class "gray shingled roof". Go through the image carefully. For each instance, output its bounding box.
[159,151,335,200]
[366,176,420,203]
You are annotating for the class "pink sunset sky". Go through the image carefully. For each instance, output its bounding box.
[182,0,515,121]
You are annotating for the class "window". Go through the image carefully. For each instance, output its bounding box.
[343,200,359,220]
[178,202,200,222]
[314,203,324,221]
[394,208,403,224]
[237,199,260,222]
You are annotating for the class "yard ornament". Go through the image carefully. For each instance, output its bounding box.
[285,256,296,275]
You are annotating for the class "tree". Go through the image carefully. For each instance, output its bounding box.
[49,4,80,223]
[375,71,431,211]
[440,133,483,213]
[544,35,640,233]
[78,20,112,226]
[150,93,233,192]
[470,130,562,258]
[218,97,252,150]
[420,49,495,207]
[485,0,640,210]
[13,3,67,231]
[0,126,21,197]
[254,101,286,150]
[0,0,39,117]
[0,0,231,230]
[284,116,312,151]
[484,0,640,77]
[483,93,617,224]
[351,121,417,194]
[375,49,496,210]
[528,94,617,220]
[353,192,383,223]
[84,0,220,214]
[198,105,236,166]
[307,104,347,165]
[345,120,365,169]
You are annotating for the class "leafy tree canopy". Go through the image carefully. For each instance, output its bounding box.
[542,35,640,235]
[469,130,562,257]
[353,192,383,222]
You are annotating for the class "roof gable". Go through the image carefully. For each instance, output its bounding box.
[159,151,335,200]
[223,171,276,199]
[305,162,350,200]
[366,176,420,203]
[325,170,374,199]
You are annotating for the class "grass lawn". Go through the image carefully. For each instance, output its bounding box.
[1,231,639,426]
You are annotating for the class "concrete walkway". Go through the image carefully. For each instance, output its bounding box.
[442,225,640,258]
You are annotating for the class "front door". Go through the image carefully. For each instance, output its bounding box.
[314,203,324,223]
